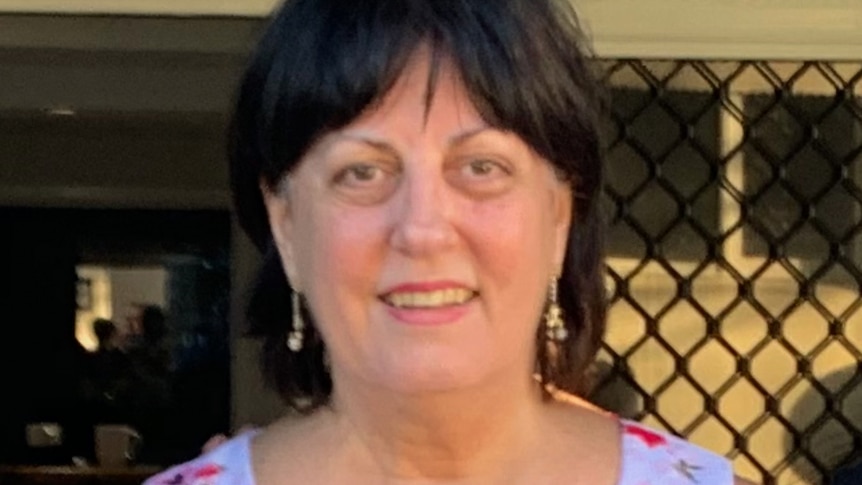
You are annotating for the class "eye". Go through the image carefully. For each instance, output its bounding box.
[460,158,512,180]
[334,164,385,186]
[466,159,498,177]
[331,162,399,205]
[447,156,515,198]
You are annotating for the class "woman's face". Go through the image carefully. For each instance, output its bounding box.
[264,52,573,394]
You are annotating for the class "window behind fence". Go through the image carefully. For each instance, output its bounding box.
[592,60,862,485]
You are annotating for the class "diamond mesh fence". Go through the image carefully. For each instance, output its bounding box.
[589,60,862,485]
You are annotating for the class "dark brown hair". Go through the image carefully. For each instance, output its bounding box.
[230,0,607,411]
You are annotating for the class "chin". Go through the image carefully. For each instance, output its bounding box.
[368,349,499,394]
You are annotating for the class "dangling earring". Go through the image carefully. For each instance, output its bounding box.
[544,277,568,342]
[287,289,305,352]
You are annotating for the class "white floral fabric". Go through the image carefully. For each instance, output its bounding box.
[144,420,733,485]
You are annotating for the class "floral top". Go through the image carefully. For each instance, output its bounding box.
[144,420,732,485]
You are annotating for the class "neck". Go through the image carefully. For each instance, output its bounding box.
[324,369,547,484]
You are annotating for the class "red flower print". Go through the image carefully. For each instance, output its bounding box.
[159,463,224,485]
[624,423,668,449]
[192,464,224,479]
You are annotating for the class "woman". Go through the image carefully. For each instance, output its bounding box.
[147,0,756,483]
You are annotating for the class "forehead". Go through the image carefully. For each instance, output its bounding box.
[345,49,487,136]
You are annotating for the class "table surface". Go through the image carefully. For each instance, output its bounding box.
[0,465,161,474]
[0,465,163,484]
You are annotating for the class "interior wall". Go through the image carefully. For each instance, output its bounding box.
[108,267,167,335]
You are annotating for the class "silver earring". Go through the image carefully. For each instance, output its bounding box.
[544,277,568,342]
[287,289,305,352]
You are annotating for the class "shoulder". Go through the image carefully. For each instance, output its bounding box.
[143,431,257,485]
[618,420,736,485]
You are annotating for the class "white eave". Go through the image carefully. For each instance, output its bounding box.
[0,0,860,60]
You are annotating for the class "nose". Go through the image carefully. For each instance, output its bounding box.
[389,167,458,256]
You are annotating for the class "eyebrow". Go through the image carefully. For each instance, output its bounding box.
[331,125,495,158]
[334,133,400,159]
[448,127,493,147]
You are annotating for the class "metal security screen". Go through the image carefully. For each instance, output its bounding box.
[591,60,862,485]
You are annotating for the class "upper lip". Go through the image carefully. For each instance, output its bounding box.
[379,280,475,296]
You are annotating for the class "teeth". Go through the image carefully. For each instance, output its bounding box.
[385,288,474,308]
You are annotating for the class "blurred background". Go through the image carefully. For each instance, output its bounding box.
[0,1,860,484]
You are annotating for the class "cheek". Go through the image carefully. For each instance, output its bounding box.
[467,195,557,288]
[292,202,387,318]
[463,193,557,347]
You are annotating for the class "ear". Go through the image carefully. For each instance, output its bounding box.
[551,181,574,276]
[261,178,302,291]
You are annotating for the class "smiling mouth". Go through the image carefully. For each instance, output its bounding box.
[381,288,477,309]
